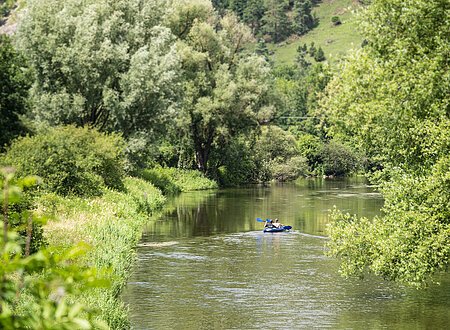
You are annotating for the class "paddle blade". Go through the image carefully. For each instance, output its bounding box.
[283,226,292,230]
[256,218,265,222]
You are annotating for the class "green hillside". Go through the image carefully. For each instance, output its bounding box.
[270,0,364,66]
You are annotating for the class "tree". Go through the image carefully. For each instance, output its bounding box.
[314,46,325,62]
[262,0,291,42]
[17,0,181,139]
[292,0,315,35]
[169,2,277,175]
[323,0,450,287]
[243,0,266,34]
[0,35,30,150]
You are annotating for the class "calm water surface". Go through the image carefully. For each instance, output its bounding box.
[123,178,450,329]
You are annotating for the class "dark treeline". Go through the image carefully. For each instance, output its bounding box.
[213,0,319,42]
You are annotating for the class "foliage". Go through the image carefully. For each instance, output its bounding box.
[296,133,323,170]
[141,167,218,195]
[319,140,362,176]
[271,156,309,181]
[0,35,31,150]
[17,0,180,139]
[213,0,317,41]
[292,0,315,35]
[0,0,16,17]
[170,3,277,175]
[0,168,109,329]
[331,16,341,25]
[215,135,265,186]
[253,126,309,181]
[262,0,291,42]
[36,176,166,328]
[314,46,325,62]
[2,126,126,197]
[324,0,450,285]
[327,157,450,287]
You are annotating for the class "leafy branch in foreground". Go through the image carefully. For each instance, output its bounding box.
[0,167,109,329]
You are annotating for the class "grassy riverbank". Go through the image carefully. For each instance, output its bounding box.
[38,177,165,328]
[37,170,217,328]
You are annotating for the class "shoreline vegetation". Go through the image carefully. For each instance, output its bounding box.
[43,174,218,327]
[1,165,218,328]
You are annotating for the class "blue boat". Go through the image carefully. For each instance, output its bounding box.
[263,225,292,233]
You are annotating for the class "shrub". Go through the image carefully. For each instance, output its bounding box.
[297,133,323,170]
[331,16,342,25]
[271,156,309,181]
[2,126,126,197]
[320,140,361,176]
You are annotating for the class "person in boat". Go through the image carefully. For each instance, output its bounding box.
[264,219,274,228]
[273,219,283,228]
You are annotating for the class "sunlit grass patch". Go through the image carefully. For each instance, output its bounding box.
[271,0,364,66]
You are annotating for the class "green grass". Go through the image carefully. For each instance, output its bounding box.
[141,167,218,195]
[39,177,166,329]
[37,171,216,328]
[270,0,364,66]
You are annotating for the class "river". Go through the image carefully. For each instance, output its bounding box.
[122,178,450,329]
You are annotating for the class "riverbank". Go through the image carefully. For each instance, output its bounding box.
[39,172,217,328]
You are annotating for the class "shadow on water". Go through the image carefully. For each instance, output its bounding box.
[123,178,450,329]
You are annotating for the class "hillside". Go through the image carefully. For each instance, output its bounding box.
[270,0,364,66]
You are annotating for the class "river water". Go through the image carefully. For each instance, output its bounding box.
[123,178,450,329]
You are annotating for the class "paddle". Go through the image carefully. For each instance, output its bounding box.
[283,226,292,230]
[256,217,266,222]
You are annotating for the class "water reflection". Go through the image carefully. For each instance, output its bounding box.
[124,178,450,329]
[143,177,383,240]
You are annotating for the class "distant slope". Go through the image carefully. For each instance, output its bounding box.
[270,0,364,66]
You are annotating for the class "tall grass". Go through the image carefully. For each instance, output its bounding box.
[39,177,166,329]
[141,167,218,195]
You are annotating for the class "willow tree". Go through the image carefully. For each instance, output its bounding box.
[322,0,450,287]
[17,0,181,138]
[167,0,277,174]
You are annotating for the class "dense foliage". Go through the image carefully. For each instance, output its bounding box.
[1,126,126,197]
[324,0,450,286]
[214,0,318,42]
[0,35,30,149]
[0,168,109,329]
[165,0,278,175]
[17,0,180,140]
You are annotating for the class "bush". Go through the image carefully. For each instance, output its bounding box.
[271,156,309,181]
[2,126,126,197]
[320,140,361,176]
[331,16,342,25]
[297,133,323,170]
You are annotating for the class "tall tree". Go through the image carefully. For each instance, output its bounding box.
[262,0,291,42]
[168,2,277,174]
[242,0,265,34]
[323,0,450,287]
[17,0,181,138]
[292,0,314,35]
[0,35,30,149]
